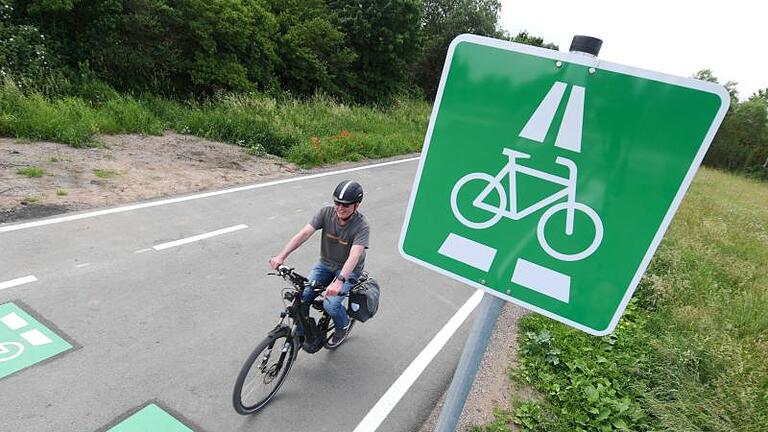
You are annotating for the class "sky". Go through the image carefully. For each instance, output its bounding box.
[499,1,767,100]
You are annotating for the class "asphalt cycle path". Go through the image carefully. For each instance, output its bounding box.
[0,157,485,432]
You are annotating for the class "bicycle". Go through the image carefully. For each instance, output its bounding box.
[232,265,363,415]
[450,147,604,262]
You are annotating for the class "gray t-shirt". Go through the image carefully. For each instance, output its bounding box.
[310,206,370,273]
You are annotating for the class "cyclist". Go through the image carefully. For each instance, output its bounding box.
[269,180,370,348]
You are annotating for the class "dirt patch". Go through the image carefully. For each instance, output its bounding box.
[0,132,298,222]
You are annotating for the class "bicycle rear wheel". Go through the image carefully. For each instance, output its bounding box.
[233,333,297,414]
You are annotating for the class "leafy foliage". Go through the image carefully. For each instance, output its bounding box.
[413,0,503,100]
[0,0,52,86]
[327,0,422,104]
[697,70,768,179]
[507,306,653,432]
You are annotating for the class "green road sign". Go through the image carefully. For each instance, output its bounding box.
[108,404,193,432]
[399,34,729,335]
[0,302,73,379]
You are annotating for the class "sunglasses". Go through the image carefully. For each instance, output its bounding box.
[334,201,354,208]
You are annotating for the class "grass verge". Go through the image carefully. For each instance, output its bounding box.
[1,79,431,167]
[474,168,768,432]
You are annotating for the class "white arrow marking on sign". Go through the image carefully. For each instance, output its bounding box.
[555,85,585,153]
[519,81,567,143]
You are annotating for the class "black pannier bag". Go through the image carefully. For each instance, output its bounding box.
[348,277,380,322]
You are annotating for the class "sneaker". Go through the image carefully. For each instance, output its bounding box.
[325,324,350,349]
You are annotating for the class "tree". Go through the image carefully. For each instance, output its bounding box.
[414,0,503,100]
[508,30,558,50]
[328,0,422,104]
[269,0,355,99]
[698,70,768,178]
[694,69,739,108]
[0,0,52,86]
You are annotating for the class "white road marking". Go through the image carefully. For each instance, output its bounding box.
[0,157,419,234]
[134,248,152,254]
[0,275,37,291]
[353,290,484,432]
[152,224,248,251]
[75,263,92,268]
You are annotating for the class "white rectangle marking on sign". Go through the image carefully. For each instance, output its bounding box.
[438,233,496,272]
[0,275,38,291]
[1,312,29,330]
[511,258,571,303]
[21,329,52,346]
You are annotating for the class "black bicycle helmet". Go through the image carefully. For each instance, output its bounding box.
[333,180,364,204]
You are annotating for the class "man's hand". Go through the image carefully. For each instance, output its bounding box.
[326,278,343,297]
[269,255,284,270]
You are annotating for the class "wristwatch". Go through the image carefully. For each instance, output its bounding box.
[335,274,347,283]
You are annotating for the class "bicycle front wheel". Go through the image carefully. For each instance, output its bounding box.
[233,333,297,415]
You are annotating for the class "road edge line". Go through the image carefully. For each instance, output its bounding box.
[352,289,484,432]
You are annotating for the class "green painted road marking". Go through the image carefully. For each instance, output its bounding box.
[0,302,72,379]
[108,404,193,432]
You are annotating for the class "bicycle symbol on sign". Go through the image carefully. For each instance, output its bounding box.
[450,147,604,262]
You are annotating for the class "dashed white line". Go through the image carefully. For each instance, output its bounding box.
[0,275,38,291]
[353,290,484,432]
[134,248,152,254]
[152,224,248,251]
[75,263,92,268]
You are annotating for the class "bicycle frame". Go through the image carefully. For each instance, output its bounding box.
[474,148,580,235]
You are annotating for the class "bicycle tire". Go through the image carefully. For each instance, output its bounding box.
[537,202,603,261]
[450,172,506,229]
[323,318,355,350]
[232,333,297,415]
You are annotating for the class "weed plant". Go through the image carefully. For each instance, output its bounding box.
[475,168,768,432]
[16,166,44,177]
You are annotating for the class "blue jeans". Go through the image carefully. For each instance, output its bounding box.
[296,262,359,336]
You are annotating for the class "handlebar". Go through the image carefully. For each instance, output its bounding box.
[268,264,350,296]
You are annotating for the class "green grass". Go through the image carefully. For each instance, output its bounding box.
[1,79,430,166]
[93,169,118,179]
[16,166,45,177]
[475,168,768,432]
[56,188,68,196]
